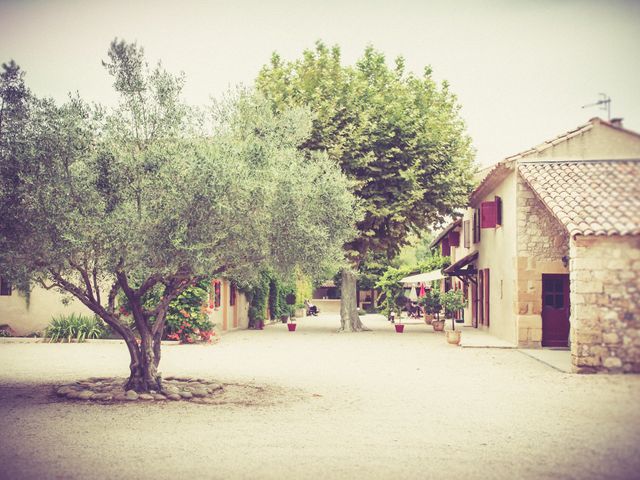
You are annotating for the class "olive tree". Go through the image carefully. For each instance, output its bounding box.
[0,40,356,392]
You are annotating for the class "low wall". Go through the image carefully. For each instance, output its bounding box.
[313,299,341,314]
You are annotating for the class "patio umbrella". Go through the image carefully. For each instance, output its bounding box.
[419,283,426,297]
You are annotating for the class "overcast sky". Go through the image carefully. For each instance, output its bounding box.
[1,0,639,166]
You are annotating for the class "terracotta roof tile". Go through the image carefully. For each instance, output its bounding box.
[519,160,640,237]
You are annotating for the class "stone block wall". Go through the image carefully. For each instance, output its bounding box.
[570,235,640,373]
[516,175,569,347]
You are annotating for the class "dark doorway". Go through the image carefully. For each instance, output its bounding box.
[541,274,570,347]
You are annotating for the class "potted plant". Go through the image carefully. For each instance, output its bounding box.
[285,294,297,331]
[287,317,297,331]
[393,295,410,333]
[423,290,444,331]
[441,289,466,345]
[418,289,438,325]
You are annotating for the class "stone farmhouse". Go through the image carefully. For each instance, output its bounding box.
[431,117,640,373]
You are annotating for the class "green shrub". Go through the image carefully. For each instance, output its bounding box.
[420,290,442,319]
[45,314,106,343]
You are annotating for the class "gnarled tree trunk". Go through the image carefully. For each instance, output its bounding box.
[339,267,368,332]
[123,330,162,392]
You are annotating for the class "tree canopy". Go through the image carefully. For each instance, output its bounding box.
[256,42,476,263]
[256,42,475,330]
[0,40,357,390]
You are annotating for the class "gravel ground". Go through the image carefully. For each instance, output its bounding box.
[0,313,639,480]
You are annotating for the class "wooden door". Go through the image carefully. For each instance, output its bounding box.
[541,274,570,347]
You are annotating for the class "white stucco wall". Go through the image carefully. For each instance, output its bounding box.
[474,169,518,344]
[0,286,92,336]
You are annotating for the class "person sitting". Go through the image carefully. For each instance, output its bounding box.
[304,299,318,316]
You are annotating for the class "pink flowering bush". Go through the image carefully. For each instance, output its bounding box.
[164,281,215,343]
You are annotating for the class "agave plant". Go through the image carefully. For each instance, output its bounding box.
[45,314,106,343]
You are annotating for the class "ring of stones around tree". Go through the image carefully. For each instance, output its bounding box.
[54,377,224,404]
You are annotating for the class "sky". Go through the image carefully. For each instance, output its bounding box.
[1,0,639,167]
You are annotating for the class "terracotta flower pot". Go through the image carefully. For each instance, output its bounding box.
[423,314,433,325]
[446,329,461,345]
[394,324,405,333]
[432,320,445,332]
[287,323,297,332]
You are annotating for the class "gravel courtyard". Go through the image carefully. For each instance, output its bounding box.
[1,313,639,480]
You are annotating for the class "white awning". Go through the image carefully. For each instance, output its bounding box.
[399,270,444,285]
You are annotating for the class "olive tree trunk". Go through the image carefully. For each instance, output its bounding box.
[339,268,368,332]
[123,330,163,392]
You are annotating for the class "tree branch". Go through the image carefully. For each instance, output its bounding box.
[47,269,131,339]
[107,280,120,314]
[68,258,95,303]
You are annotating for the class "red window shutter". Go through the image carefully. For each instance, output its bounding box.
[494,196,502,226]
[449,231,460,247]
[214,280,222,308]
[481,201,497,228]
[441,238,451,257]
[229,282,236,306]
[484,269,490,326]
[478,271,484,325]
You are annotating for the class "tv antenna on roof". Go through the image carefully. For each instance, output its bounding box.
[581,93,611,120]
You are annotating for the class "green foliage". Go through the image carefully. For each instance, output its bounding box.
[257,42,476,264]
[241,270,271,325]
[45,314,106,343]
[441,289,466,317]
[420,290,442,318]
[295,271,313,309]
[441,289,466,330]
[242,270,296,325]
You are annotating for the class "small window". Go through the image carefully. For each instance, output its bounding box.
[0,276,11,296]
[213,280,222,308]
[463,220,470,248]
[449,231,460,248]
[473,209,482,243]
[229,282,237,306]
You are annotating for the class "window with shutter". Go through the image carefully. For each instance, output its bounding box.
[481,201,497,228]
[495,196,502,226]
[214,280,222,308]
[229,282,237,306]
[441,237,451,257]
[473,209,481,243]
[0,276,11,296]
[463,220,470,248]
[449,231,460,247]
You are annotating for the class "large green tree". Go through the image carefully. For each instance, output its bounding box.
[0,40,356,392]
[256,42,475,331]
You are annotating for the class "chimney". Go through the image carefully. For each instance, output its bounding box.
[610,117,623,128]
